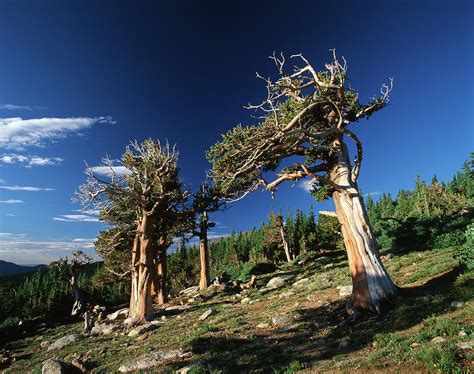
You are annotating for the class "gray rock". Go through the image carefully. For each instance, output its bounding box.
[457,339,474,350]
[272,315,292,326]
[118,350,191,372]
[165,305,191,312]
[450,301,464,308]
[40,341,49,348]
[324,263,335,270]
[266,276,288,289]
[240,297,251,304]
[128,322,159,337]
[430,336,446,344]
[459,330,467,337]
[292,278,310,288]
[42,358,68,374]
[107,308,129,320]
[410,342,421,348]
[47,334,82,351]
[337,285,353,298]
[198,309,214,321]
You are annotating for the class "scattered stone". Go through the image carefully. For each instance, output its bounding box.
[279,291,295,299]
[40,341,49,348]
[128,322,159,337]
[410,342,421,348]
[324,263,335,270]
[249,299,260,305]
[240,297,251,304]
[381,253,395,261]
[266,276,288,289]
[198,309,214,321]
[176,362,203,374]
[338,338,350,349]
[118,350,191,372]
[337,285,353,298]
[292,278,310,288]
[457,339,474,350]
[47,334,82,351]
[107,308,129,321]
[459,330,467,337]
[450,301,464,308]
[42,358,68,374]
[165,305,191,312]
[271,315,292,326]
[430,336,446,345]
[256,323,270,329]
[123,317,139,327]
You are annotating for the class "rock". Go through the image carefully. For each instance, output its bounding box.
[266,276,288,289]
[456,339,474,350]
[459,330,467,337]
[279,291,295,299]
[381,253,395,260]
[240,297,251,304]
[42,358,68,374]
[176,362,203,374]
[292,278,310,288]
[123,317,139,327]
[40,341,49,348]
[337,285,353,298]
[430,336,446,344]
[324,263,335,270]
[118,350,191,372]
[198,309,214,321]
[272,315,292,326]
[107,308,129,321]
[47,334,82,351]
[165,305,191,312]
[179,285,200,295]
[102,324,120,336]
[338,338,350,349]
[410,342,421,348]
[256,323,270,329]
[450,301,464,308]
[128,322,159,337]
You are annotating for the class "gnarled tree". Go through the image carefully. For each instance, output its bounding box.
[207,51,398,314]
[78,139,187,323]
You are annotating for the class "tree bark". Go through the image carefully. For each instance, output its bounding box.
[70,271,84,316]
[277,216,293,262]
[331,138,398,314]
[129,216,156,323]
[199,213,211,290]
[156,243,168,305]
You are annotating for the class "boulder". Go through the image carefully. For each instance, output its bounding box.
[118,350,191,372]
[292,278,310,288]
[47,334,82,351]
[256,323,270,329]
[450,301,464,308]
[107,308,129,321]
[240,297,251,304]
[198,309,214,321]
[266,276,288,289]
[457,339,474,350]
[128,322,159,337]
[337,285,353,298]
[271,315,292,326]
[430,336,446,344]
[42,358,68,374]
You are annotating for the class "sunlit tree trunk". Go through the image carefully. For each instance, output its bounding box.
[129,216,156,322]
[156,238,168,305]
[331,139,398,314]
[278,218,292,262]
[199,213,211,290]
[70,271,84,316]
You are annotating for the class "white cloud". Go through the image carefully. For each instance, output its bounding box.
[0,199,23,204]
[72,238,96,242]
[74,208,101,216]
[0,239,98,265]
[0,185,54,191]
[0,104,33,111]
[88,165,132,178]
[0,116,114,150]
[299,180,315,193]
[364,192,381,197]
[53,214,99,222]
[0,154,63,167]
[4,213,16,216]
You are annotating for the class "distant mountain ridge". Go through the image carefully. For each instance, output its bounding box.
[0,260,46,277]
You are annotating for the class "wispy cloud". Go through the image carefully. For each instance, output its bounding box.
[0,116,114,150]
[52,214,99,222]
[298,180,315,193]
[0,104,33,111]
[4,213,16,216]
[0,154,63,167]
[88,165,132,178]
[364,192,381,197]
[0,239,98,265]
[0,185,54,191]
[0,199,23,204]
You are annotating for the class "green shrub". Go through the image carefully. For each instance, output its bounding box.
[456,223,474,271]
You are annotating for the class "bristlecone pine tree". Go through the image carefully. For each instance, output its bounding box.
[78,139,187,323]
[207,50,398,314]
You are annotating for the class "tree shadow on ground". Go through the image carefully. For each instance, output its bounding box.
[172,267,469,372]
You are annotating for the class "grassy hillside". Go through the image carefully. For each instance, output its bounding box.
[2,245,472,373]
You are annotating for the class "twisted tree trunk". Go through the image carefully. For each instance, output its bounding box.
[331,139,398,314]
[129,216,156,322]
[156,242,168,305]
[69,271,84,316]
[199,213,211,290]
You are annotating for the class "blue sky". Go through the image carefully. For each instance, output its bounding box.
[0,0,472,264]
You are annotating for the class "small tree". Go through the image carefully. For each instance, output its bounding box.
[207,51,398,314]
[78,139,187,323]
[51,251,92,316]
